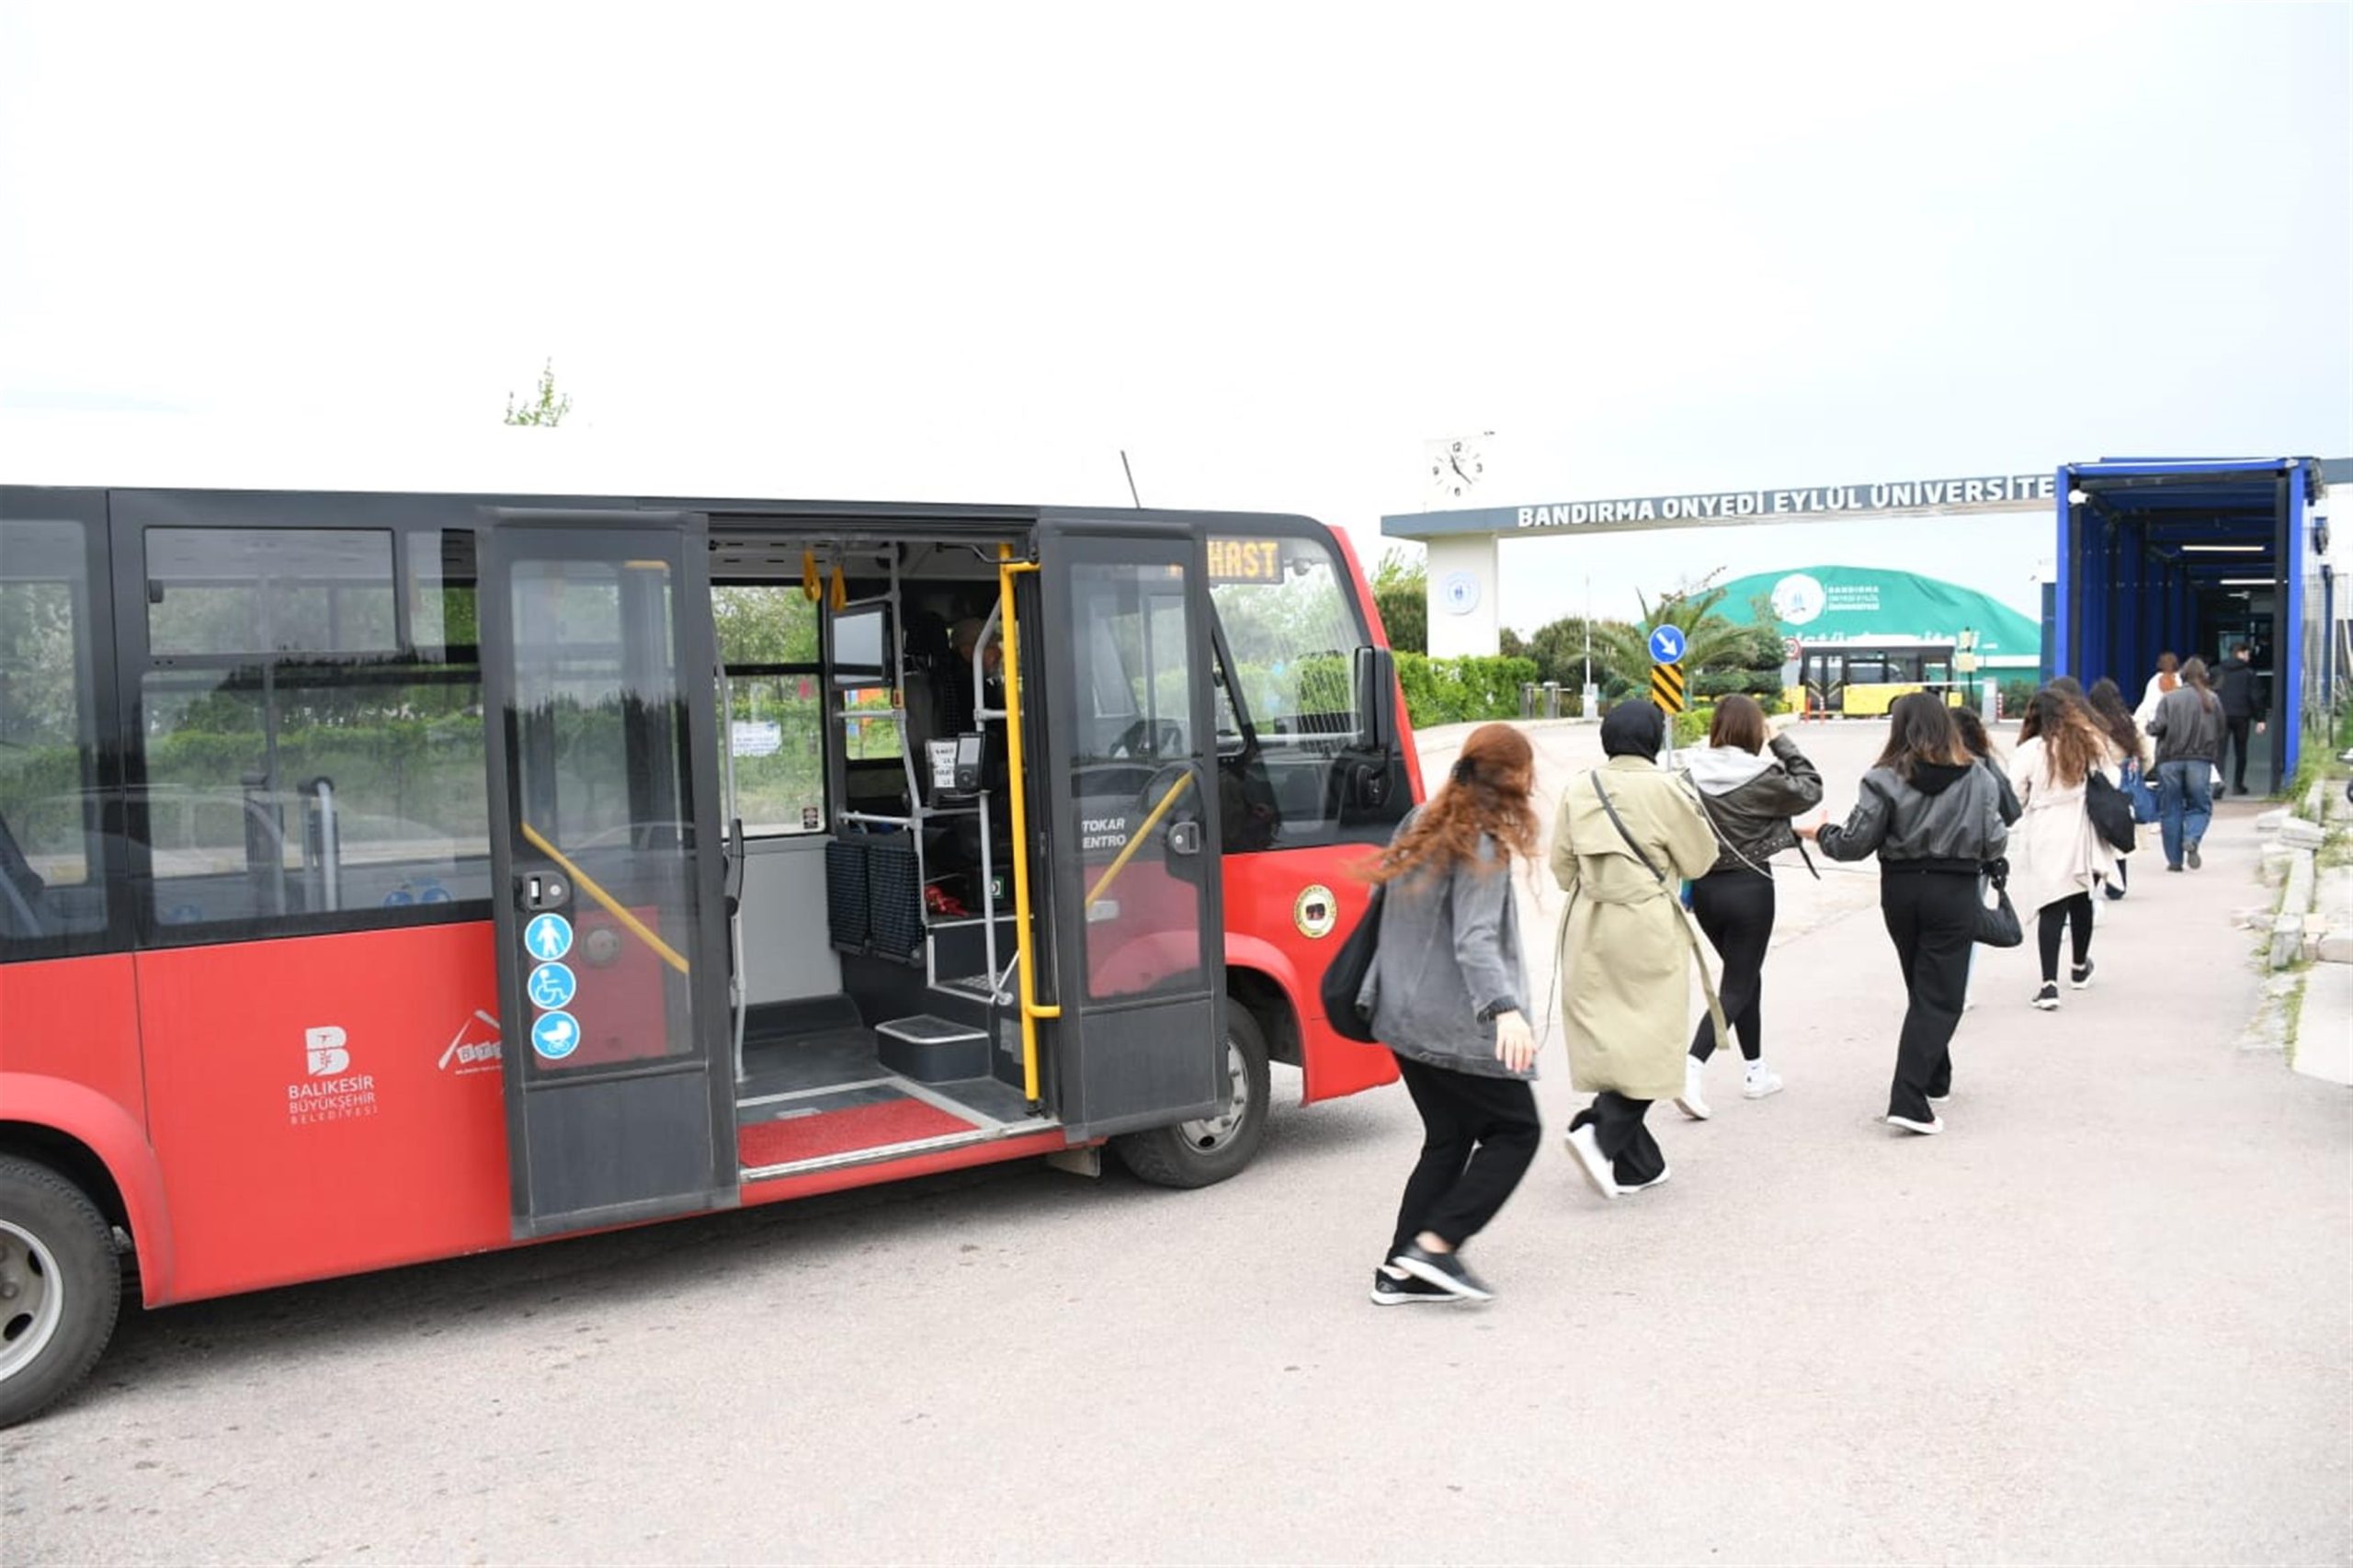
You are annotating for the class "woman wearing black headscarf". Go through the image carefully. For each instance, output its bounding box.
[1551,702,1722,1197]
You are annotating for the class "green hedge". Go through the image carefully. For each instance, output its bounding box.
[1394,653,1540,728]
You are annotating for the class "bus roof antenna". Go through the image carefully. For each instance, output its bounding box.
[1120,449,1144,509]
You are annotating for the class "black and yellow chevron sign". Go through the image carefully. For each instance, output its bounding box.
[1649,661,1687,714]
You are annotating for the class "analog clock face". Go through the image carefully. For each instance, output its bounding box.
[1428,438,1485,502]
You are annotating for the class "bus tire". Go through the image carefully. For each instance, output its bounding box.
[1111,1006,1272,1189]
[0,1155,121,1429]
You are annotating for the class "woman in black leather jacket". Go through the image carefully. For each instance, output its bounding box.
[1800,694,2008,1136]
[1676,695,1822,1119]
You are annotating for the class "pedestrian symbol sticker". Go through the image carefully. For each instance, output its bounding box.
[530,1010,581,1061]
[524,912,573,962]
[527,961,577,1011]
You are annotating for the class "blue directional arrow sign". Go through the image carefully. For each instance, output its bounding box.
[1648,623,1688,665]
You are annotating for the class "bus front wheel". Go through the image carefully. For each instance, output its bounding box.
[0,1156,121,1429]
[1112,1006,1272,1188]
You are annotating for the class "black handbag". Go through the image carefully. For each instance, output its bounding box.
[1320,884,1385,1043]
[1974,859,2023,948]
[2084,771,2138,852]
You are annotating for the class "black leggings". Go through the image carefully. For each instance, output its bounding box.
[2038,892,2094,983]
[1390,1053,1542,1255]
[1688,868,1774,1062]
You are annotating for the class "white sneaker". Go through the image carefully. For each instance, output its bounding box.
[1621,1164,1671,1192]
[1885,1112,1945,1135]
[1742,1065,1784,1099]
[1675,1057,1712,1120]
[1564,1122,1621,1199]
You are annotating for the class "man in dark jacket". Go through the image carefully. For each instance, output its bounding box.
[2149,659,2226,869]
[2212,642,2268,794]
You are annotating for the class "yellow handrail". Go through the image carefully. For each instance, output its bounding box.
[519,820,691,976]
[998,552,1058,1106]
[1084,771,1195,906]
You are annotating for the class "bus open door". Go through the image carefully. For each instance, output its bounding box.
[478,510,739,1239]
[1029,517,1228,1142]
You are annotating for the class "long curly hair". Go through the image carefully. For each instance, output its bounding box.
[2086,677,2145,766]
[2019,687,2107,787]
[1370,722,1540,884]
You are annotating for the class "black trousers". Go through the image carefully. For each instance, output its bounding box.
[1688,868,1774,1062]
[1567,1092,1665,1187]
[1390,1053,1541,1255]
[1878,869,1976,1121]
[2222,717,2255,790]
[2037,892,2094,983]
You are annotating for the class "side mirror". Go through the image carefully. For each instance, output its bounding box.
[1353,646,1396,755]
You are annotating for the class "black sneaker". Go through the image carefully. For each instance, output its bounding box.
[2070,959,2096,990]
[2187,842,2202,870]
[2166,863,2184,872]
[2032,982,2060,1010]
[1370,1266,1454,1306]
[1392,1243,1495,1301]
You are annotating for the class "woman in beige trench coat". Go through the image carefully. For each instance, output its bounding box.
[1552,702,1722,1199]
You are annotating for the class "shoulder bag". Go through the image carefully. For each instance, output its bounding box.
[2120,756,2159,824]
[1973,857,2023,948]
[1320,883,1385,1044]
[2084,770,2138,852]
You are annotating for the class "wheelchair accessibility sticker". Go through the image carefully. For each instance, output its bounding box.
[527,961,577,1011]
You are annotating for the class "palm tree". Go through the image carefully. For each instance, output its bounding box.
[1587,585,1753,694]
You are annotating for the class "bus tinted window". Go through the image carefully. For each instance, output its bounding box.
[0,517,110,954]
[134,527,490,937]
[148,528,399,656]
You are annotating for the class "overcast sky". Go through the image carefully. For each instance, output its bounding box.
[3,3,2346,627]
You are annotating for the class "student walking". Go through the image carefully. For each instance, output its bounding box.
[2148,657,2225,872]
[1801,693,2007,1135]
[2132,651,2181,726]
[1363,723,1543,1304]
[2213,642,2268,795]
[1552,702,1722,1196]
[2086,677,2148,900]
[2009,689,2119,1010]
[1677,694,1823,1117]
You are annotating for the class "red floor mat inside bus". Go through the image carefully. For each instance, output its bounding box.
[737,1095,976,1168]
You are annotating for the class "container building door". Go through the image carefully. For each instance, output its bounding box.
[480,513,737,1239]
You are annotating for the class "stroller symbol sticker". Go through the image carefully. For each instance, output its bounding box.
[524,913,573,962]
[530,1011,581,1061]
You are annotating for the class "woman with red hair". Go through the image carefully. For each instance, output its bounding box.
[1362,722,1544,1305]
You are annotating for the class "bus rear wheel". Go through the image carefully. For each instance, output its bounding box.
[1112,1006,1272,1188]
[0,1156,121,1429]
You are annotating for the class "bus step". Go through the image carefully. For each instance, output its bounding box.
[875,1014,991,1082]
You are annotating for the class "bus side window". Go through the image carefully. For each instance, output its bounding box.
[0,515,111,956]
[710,584,824,837]
[132,525,491,939]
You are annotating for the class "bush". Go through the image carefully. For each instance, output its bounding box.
[1394,653,1539,728]
[1674,706,1713,747]
[1998,677,2038,719]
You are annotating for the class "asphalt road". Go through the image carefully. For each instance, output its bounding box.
[4,721,2347,1565]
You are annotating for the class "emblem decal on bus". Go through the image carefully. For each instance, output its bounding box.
[438,1008,505,1076]
[289,1025,381,1127]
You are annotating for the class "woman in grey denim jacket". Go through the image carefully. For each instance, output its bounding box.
[1360,723,1542,1306]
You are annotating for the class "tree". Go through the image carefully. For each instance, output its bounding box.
[1586,584,1756,694]
[504,360,573,426]
[1370,547,1427,655]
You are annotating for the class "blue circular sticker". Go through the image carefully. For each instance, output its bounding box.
[530,1010,582,1061]
[527,961,577,1011]
[523,912,574,962]
[381,888,415,907]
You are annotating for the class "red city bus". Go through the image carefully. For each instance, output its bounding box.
[0,483,1419,1424]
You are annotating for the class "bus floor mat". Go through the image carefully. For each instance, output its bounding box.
[736,1093,980,1168]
